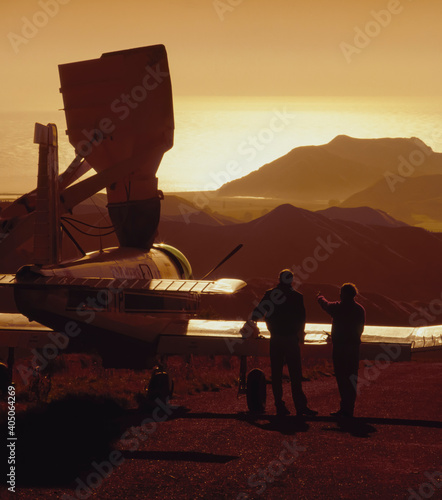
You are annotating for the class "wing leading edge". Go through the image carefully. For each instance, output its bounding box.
[1,313,440,361]
[0,313,54,349]
[157,321,442,360]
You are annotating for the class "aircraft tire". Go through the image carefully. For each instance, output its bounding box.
[246,368,266,413]
[0,362,8,398]
[147,370,172,403]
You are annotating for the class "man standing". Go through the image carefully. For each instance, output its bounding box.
[317,283,365,418]
[251,269,317,417]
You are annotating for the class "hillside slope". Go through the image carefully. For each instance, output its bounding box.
[158,203,442,302]
[316,206,408,227]
[217,136,442,204]
[341,174,442,226]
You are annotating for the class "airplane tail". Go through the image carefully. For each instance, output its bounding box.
[0,44,174,272]
[58,44,174,249]
[33,123,60,266]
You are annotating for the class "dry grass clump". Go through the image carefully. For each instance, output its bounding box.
[4,353,334,412]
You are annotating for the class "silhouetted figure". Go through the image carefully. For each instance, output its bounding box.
[252,270,317,417]
[317,283,365,418]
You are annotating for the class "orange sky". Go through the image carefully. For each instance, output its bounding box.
[0,0,441,111]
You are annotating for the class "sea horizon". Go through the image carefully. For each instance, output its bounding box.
[1,95,441,196]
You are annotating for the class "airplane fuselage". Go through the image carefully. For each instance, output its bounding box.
[13,244,200,367]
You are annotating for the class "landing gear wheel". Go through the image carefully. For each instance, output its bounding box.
[147,368,173,403]
[246,368,267,413]
[0,362,8,398]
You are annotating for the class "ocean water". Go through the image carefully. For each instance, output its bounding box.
[1,96,441,196]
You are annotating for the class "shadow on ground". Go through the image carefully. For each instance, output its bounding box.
[121,450,238,463]
[1,395,124,487]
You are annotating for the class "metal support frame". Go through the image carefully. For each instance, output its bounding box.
[7,347,14,387]
[237,355,247,397]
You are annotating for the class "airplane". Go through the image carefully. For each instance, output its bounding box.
[0,45,441,413]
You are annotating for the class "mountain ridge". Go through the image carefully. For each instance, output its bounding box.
[217,136,442,206]
[341,174,442,227]
[158,202,442,302]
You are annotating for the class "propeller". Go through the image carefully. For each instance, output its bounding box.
[201,244,243,280]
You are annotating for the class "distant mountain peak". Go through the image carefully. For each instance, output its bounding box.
[317,206,408,227]
[325,135,435,155]
[218,135,440,204]
[327,134,353,144]
[259,203,311,219]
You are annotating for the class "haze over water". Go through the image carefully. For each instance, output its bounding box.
[0,96,441,196]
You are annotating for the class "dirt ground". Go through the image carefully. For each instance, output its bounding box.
[1,360,441,500]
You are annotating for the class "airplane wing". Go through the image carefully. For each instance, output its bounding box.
[4,274,246,295]
[0,299,440,362]
[0,275,16,284]
[148,278,246,294]
[157,321,442,361]
[0,313,54,349]
[0,277,248,353]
